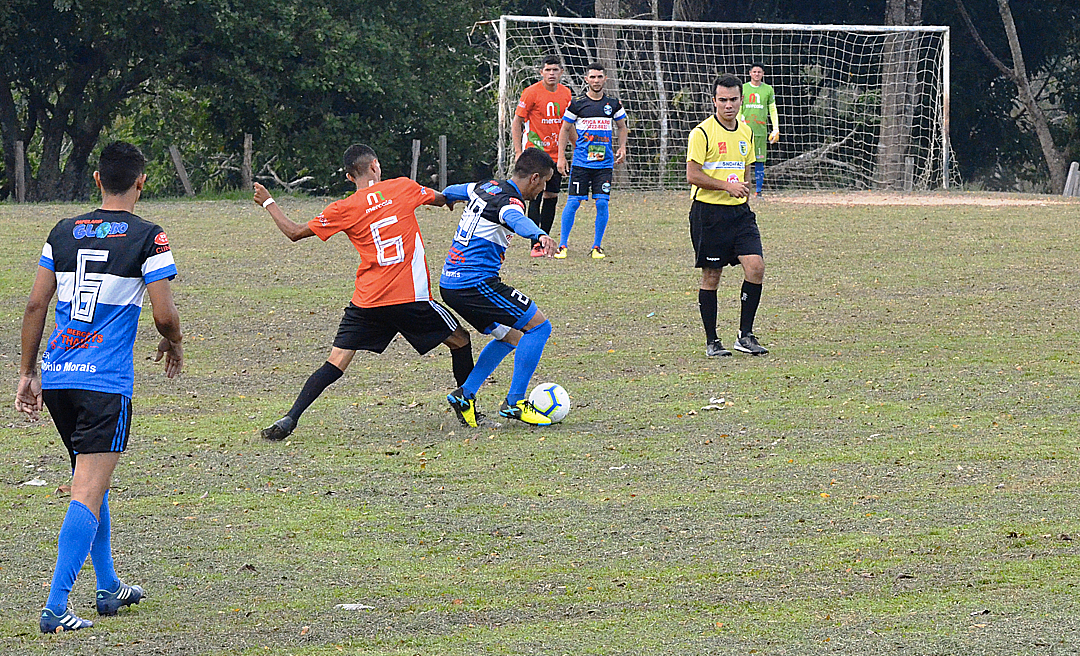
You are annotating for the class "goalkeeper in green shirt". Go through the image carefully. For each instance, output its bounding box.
[740,63,779,197]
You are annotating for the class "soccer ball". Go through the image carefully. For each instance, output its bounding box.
[528,382,571,423]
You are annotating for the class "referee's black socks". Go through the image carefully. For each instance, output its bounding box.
[698,289,718,344]
[740,281,763,336]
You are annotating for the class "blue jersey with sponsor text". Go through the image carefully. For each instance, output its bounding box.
[38,209,178,397]
[439,179,544,289]
[564,94,627,169]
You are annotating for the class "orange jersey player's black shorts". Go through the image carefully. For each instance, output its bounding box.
[42,388,132,471]
[689,200,762,269]
[332,301,460,355]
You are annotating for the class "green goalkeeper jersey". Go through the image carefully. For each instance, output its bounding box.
[740,82,777,161]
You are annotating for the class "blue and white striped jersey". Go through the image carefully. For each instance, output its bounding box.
[38,209,177,396]
[439,180,544,289]
[564,94,627,169]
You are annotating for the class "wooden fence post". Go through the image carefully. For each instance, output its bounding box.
[169,145,195,197]
[438,135,447,190]
[241,133,253,192]
[410,139,421,182]
[14,140,26,202]
[1064,162,1080,197]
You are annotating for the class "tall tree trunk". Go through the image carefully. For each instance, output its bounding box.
[874,0,923,189]
[955,0,1067,192]
[0,82,17,200]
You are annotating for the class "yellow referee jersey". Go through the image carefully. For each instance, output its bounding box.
[686,115,755,205]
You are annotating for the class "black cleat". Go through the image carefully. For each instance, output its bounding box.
[261,416,296,441]
[733,331,768,355]
[706,339,732,357]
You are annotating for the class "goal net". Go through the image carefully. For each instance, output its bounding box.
[496,16,955,192]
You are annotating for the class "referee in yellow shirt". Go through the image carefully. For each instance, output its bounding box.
[686,74,768,357]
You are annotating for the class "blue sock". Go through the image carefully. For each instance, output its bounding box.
[462,338,515,398]
[755,161,764,194]
[507,320,552,404]
[560,196,584,247]
[593,196,609,248]
[90,490,119,593]
[45,500,99,614]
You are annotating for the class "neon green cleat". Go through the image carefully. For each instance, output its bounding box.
[553,246,568,259]
[590,246,605,259]
[447,387,478,427]
[498,399,553,426]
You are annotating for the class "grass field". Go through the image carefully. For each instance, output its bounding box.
[1,191,1079,655]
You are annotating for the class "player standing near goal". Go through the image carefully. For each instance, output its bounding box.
[441,149,559,426]
[17,142,184,633]
[686,75,769,357]
[511,55,572,258]
[740,63,780,197]
[255,144,485,441]
[554,62,628,260]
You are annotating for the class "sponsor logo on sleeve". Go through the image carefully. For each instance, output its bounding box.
[509,198,525,210]
[155,232,169,245]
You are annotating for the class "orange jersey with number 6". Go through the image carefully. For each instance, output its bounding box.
[308,177,436,308]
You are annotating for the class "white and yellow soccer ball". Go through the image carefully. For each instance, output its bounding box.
[528,382,571,423]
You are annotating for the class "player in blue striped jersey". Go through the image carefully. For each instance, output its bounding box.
[554,62,629,260]
[16,142,184,633]
[439,149,559,426]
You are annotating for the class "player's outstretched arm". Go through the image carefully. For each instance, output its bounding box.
[15,266,56,420]
[147,278,184,379]
[253,182,315,242]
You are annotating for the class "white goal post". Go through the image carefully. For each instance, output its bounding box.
[497,15,954,192]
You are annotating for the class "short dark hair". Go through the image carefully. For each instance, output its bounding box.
[749,63,765,72]
[713,74,743,96]
[97,142,146,195]
[344,144,377,178]
[514,148,555,178]
[586,61,606,74]
[541,55,562,68]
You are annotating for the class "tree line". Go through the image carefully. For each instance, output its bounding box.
[2,0,1077,200]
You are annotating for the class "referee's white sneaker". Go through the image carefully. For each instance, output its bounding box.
[733,331,769,355]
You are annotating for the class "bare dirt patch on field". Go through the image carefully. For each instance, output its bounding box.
[773,191,1078,207]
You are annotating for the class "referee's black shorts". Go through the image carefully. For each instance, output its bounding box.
[332,300,460,355]
[689,200,762,269]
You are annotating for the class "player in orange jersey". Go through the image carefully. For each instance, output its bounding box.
[253,144,488,440]
[511,55,572,257]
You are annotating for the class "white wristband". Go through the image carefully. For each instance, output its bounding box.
[262,197,276,208]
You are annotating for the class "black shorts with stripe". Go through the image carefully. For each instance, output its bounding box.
[440,277,538,335]
[43,388,132,471]
[689,200,763,269]
[333,300,460,355]
[568,167,613,198]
